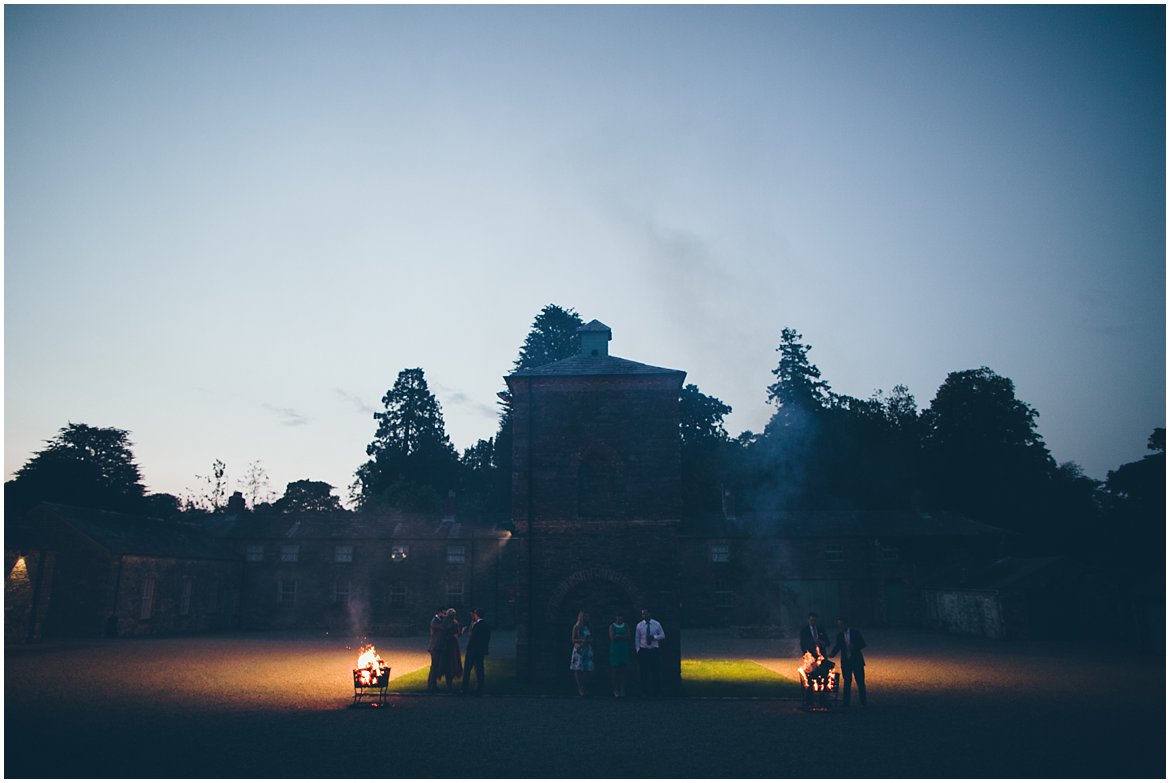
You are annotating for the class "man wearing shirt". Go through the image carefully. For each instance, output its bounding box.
[635,608,665,698]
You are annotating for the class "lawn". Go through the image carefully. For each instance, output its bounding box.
[389,657,516,694]
[680,659,800,697]
[389,658,800,697]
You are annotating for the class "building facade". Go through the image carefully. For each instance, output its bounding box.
[507,320,687,691]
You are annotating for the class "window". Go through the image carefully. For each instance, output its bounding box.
[710,543,730,563]
[207,579,219,614]
[278,579,297,606]
[446,582,464,607]
[280,545,299,563]
[389,544,410,562]
[881,546,900,561]
[388,585,407,609]
[825,544,844,563]
[139,576,156,620]
[714,579,735,608]
[334,545,354,563]
[333,581,351,606]
[447,545,466,565]
[179,578,193,616]
[245,545,264,562]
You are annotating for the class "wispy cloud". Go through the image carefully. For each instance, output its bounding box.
[335,388,377,415]
[431,382,498,420]
[261,403,308,427]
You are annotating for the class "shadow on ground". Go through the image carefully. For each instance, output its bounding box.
[5,628,1164,778]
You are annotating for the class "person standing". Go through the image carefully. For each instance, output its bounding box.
[461,608,492,696]
[635,608,665,698]
[569,610,594,696]
[829,616,867,707]
[799,612,827,657]
[609,612,631,698]
[799,611,828,707]
[426,607,446,692]
[441,607,463,691]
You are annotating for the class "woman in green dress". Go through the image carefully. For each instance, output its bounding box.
[609,611,631,698]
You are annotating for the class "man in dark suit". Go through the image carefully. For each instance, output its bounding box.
[461,607,492,696]
[798,612,830,707]
[800,612,828,656]
[829,616,867,707]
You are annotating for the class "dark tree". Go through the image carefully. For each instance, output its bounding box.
[6,422,146,513]
[512,304,585,372]
[766,327,832,415]
[736,328,833,511]
[276,480,344,513]
[355,368,459,513]
[478,304,586,520]
[679,383,733,513]
[456,437,503,522]
[921,367,1055,540]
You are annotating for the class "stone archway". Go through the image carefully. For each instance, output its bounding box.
[546,567,645,694]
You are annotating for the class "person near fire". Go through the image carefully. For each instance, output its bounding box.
[426,607,446,691]
[461,607,492,696]
[635,608,665,698]
[829,616,867,707]
[569,610,594,696]
[800,611,828,657]
[799,611,831,706]
[439,607,463,690]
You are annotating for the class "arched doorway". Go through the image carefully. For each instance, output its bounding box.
[546,569,643,695]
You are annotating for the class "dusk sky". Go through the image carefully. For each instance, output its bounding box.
[5,5,1165,506]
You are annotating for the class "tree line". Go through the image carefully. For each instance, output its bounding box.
[6,304,1163,570]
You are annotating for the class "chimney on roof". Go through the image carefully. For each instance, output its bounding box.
[578,320,612,357]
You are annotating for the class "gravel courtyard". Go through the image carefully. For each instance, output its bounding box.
[5,628,1164,778]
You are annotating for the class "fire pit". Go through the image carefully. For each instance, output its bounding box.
[797,652,839,710]
[352,644,390,707]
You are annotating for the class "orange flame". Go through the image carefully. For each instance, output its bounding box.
[355,644,388,686]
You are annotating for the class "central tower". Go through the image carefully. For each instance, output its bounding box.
[506,320,686,691]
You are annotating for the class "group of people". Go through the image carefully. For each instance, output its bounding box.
[426,606,493,695]
[800,611,867,708]
[569,608,665,698]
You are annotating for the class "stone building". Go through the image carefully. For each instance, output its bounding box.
[6,503,243,640]
[679,508,1002,631]
[212,511,514,634]
[507,320,687,691]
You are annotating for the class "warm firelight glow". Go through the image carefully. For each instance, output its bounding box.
[9,556,28,581]
[797,651,838,694]
[354,644,388,687]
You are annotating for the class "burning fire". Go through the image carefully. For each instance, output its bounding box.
[354,644,388,687]
[797,651,838,693]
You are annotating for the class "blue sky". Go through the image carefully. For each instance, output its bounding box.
[5,5,1165,504]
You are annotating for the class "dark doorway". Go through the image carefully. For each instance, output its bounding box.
[553,578,636,695]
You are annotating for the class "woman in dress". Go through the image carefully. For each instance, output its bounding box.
[442,607,463,690]
[609,611,630,698]
[569,610,594,696]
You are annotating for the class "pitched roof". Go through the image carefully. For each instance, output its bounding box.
[509,353,686,379]
[211,511,510,541]
[578,319,612,333]
[24,503,239,561]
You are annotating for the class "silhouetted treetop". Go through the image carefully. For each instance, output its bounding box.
[7,422,146,514]
[513,304,584,372]
[766,327,831,412]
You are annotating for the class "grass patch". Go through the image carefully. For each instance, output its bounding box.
[389,658,519,695]
[680,659,800,698]
[388,658,801,697]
